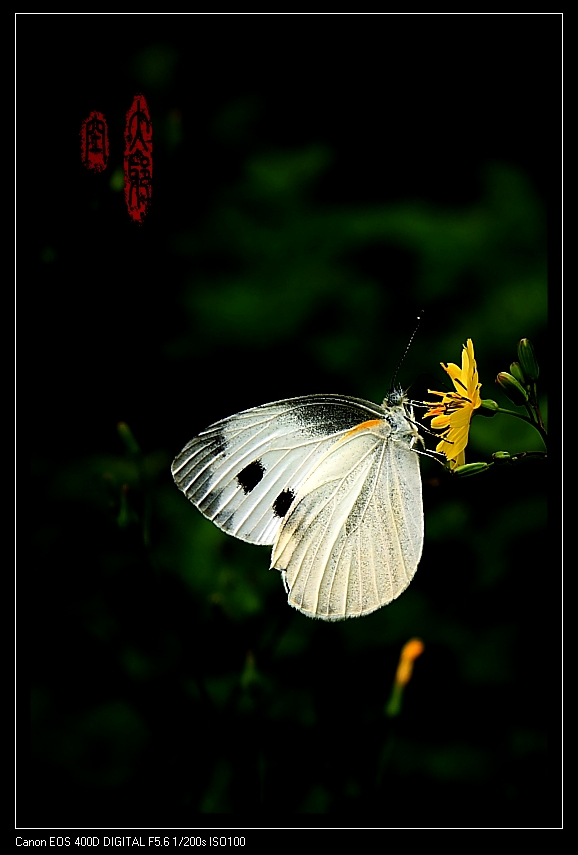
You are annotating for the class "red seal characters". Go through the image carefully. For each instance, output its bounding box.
[124,93,153,224]
[80,110,109,172]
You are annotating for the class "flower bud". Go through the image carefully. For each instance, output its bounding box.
[117,421,141,456]
[517,338,539,382]
[385,638,424,718]
[509,362,526,385]
[478,399,499,417]
[492,451,512,463]
[496,372,529,406]
[395,638,425,687]
[452,462,490,477]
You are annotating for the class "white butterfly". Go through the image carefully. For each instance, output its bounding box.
[171,389,424,621]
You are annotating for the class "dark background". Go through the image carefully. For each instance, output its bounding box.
[21,14,557,827]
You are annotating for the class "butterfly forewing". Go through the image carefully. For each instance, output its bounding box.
[171,395,386,547]
[272,408,423,620]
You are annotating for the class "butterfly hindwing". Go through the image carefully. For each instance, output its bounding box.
[171,395,386,547]
[272,409,423,620]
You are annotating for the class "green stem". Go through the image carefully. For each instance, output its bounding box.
[528,386,547,433]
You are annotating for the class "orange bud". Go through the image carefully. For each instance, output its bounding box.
[395,638,424,687]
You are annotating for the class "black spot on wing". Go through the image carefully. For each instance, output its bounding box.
[237,460,265,494]
[273,489,295,518]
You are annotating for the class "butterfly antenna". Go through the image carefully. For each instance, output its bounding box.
[390,309,424,392]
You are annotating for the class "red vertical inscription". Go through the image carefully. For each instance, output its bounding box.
[80,111,109,172]
[124,94,153,224]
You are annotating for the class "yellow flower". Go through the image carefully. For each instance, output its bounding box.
[425,338,482,469]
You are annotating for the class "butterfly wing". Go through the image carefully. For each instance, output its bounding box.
[272,406,423,620]
[171,395,386,547]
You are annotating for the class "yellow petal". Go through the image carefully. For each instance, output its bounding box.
[443,362,462,381]
[430,414,451,428]
[450,450,466,469]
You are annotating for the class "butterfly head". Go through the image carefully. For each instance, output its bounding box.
[385,385,409,409]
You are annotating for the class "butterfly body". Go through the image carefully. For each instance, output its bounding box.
[172,392,423,620]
